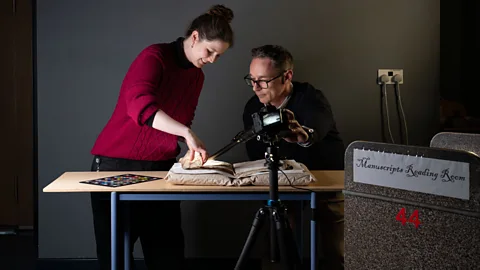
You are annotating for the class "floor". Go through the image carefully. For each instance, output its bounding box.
[0,230,36,270]
[0,230,320,270]
[0,230,264,270]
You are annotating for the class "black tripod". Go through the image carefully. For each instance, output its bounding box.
[235,141,301,270]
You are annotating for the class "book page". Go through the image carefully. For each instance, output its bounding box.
[171,156,306,179]
[179,151,234,174]
[199,160,235,175]
[233,159,268,176]
[169,162,235,178]
[233,159,305,178]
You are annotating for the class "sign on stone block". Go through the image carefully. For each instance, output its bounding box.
[353,149,470,200]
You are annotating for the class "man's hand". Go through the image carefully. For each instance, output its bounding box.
[283,109,309,143]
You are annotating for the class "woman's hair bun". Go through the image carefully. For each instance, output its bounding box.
[207,4,234,23]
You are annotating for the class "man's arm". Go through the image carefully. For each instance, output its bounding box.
[298,90,335,145]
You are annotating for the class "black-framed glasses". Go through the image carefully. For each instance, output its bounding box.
[244,71,285,89]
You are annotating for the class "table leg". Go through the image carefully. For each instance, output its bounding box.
[295,201,304,260]
[124,202,130,270]
[310,192,316,270]
[111,192,118,270]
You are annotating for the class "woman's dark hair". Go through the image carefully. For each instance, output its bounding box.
[185,4,234,46]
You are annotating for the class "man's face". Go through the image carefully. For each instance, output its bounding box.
[248,57,287,105]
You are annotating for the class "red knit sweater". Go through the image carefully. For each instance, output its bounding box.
[91,39,204,161]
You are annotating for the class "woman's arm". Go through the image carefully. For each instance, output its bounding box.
[124,45,164,126]
[149,106,208,161]
[151,109,189,138]
[123,45,207,161]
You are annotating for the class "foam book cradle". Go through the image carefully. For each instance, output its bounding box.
[165,159,316,186]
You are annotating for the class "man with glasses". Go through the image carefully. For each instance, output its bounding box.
[242,45,345,269]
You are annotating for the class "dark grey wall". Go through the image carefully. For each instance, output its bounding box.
[440,0,479,117]
[37,0,440,258]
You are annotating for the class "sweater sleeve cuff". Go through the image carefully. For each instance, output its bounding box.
[144,110,156,127]
[297,126,315,148]
[139,103,159,126]
[127,94,158,126]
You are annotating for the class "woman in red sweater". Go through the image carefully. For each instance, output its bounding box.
[89,5,234,270]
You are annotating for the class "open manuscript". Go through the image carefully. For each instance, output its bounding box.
[165,151,316,186]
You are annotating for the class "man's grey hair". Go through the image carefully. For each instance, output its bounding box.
[251,45,294,71]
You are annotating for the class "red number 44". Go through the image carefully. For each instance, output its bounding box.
[396,208,421,228]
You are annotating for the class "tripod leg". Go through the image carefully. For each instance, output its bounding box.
[273,207,302,270]
[271,208,293,270]
[282,208,301,266]
[235,207,267,270]
[270,210,279,262]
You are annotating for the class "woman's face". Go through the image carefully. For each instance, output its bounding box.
[188,30,230,68]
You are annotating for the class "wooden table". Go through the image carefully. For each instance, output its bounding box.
[43,170,344,270]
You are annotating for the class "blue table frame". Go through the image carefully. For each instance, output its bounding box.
[110,191,318,270]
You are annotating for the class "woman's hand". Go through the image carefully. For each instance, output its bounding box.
[183,129,209,163]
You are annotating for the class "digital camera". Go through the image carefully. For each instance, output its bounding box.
[251,105,290,140]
